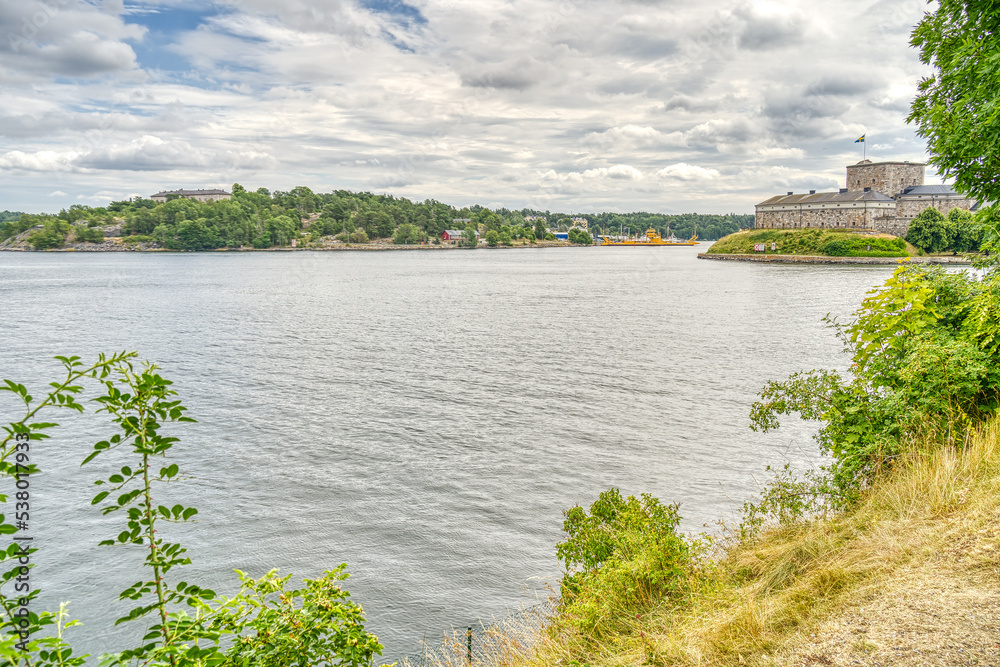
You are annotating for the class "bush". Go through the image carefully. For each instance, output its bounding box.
[74,226,105,243]
[28,219,71,249]
[751,264,1000,505]
[556,489,699,641]
[906,207,950,253]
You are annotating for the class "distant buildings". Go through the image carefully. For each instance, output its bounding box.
[755,160,977,236]
[442,229,476,242]
[150,188,232,203]
[570,217,589,229]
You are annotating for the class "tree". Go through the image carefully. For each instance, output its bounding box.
[393,223,423,245]
[534,219,547,239]
[169,218,221,250]
[906,207,950,253]
[948,207,982,253]
[462,225,478,248]
[74,226,104,244]
[909,1,1000,204]
[485,230,500,247]
[28,219,70,250]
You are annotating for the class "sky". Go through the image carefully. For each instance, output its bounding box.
[0,0,940,214]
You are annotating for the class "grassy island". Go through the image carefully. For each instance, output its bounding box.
[705,228,915,258]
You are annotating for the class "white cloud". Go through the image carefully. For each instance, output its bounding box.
[0,150,80,172]
[657,163,720,181]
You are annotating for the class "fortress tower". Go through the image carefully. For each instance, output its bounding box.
[845,160,924,197]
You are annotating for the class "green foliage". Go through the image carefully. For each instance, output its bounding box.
[820,236,905,257]
[0,212,30,242]
[14,193,753,251]
[905,207,950,253]
[1,352,137,667]
[555,489,698,641]
[533,219,547,240]
[1,357,384,666]
[709,228,908,257]
[73,226,104,244]
[462,225,478,248]
[484,230,500,247]
[909,0,1000,205]
[213,567,383,667]
[393,223,424,245]
[582,212,752,241]
[567,228,593,245]
[750,265,1000,505]
[948,208,983,253]
[27,220,71,250]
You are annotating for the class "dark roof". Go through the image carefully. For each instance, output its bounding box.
[151,189,230,197]
[757,190,894,207]
[899,184,962,196]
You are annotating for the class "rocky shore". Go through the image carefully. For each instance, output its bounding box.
[698,252,972,265]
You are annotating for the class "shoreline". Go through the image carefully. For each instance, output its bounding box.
[0,240,587,253]
[698,252,972,265]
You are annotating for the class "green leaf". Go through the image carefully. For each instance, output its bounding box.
[92,491,109,505]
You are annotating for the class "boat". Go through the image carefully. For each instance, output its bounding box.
[599,227,699,246]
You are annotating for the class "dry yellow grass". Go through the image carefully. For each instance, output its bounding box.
[509,419,1000,667]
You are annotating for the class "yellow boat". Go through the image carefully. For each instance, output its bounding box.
[600,228,699,246]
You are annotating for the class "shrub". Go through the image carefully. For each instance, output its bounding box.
[28,219,71,249]
[556,489,699,641]
[74,226,105,243]
[751,264,1000,505]
[906,207,950,253]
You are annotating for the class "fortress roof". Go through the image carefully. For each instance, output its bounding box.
[756,190,894,207]
[151,189,230,197]
[900,184,961,196]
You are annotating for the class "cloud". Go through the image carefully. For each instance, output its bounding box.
[582,125,672,149]
[657,163,720,180]
[0,150,80,172]
[734,2,807,51]
[0,0,936,214]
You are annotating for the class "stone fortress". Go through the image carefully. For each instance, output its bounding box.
[754,160,976,236]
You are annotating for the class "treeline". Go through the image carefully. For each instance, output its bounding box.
[583,212,754,241]
[1,186,753,250]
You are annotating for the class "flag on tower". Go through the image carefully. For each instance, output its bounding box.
[855,134,866,143]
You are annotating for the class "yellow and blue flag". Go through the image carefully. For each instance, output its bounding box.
[855,134,866,143]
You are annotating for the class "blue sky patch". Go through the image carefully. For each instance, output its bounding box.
[361,0,427,26]
[123,4,223,71]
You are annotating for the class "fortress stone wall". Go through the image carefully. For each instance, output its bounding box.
[755,160,976,236]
